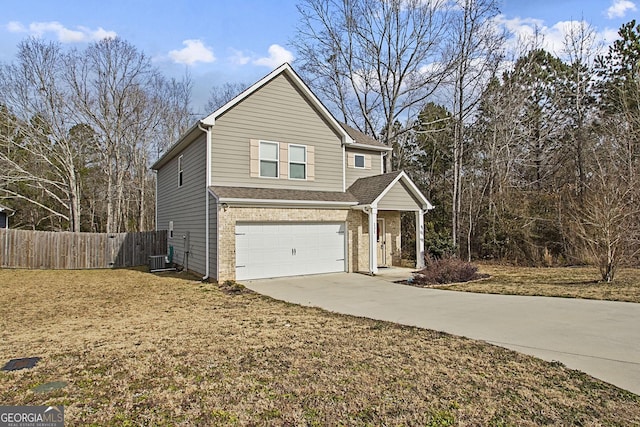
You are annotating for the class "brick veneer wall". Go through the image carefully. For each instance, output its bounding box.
[218,207,366,281]
[216,206,402,281]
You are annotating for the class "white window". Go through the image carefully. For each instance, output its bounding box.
[260,141,279,178]
[177,155,184,187]
[289,144,307,180]
[354,154,365,168]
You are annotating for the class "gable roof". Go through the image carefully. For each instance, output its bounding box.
[152,63,392,170]
[340,123,391,152]
[201,63,354,146]
[0,204,13,213]
[348,171,433,211]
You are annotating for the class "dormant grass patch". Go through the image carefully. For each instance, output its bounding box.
[0,268,638,425]
[443,264,640,303]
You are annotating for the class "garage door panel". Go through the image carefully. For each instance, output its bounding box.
[235,222,346,280]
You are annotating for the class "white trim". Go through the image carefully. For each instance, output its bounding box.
[372,171,433,211]
[259,140,280,178]
[354,154,366,169]
[380,152,384,174]
[368,207,378,275]
[347,142,392,152]
[342,145,346,192]
[288,143,307,180]
[203,124,212,279]
[416,210,425,269]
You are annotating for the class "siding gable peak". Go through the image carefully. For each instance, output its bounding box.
[201,63,353,146]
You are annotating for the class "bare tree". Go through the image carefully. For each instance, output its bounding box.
[0,39,85,231]
[205,82,249,113]
[293,0,453,169]
[65,38,186,232]
[448,0,504,253]
[571,143,640,282]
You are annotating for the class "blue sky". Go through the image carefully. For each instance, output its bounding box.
[1,0,637,113]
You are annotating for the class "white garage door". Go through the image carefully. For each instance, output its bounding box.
[235,222,346,280]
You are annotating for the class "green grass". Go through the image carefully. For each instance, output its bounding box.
[0,268,638,425]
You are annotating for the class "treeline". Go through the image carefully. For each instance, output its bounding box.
[0,38,192,233]
[397,21,640,281]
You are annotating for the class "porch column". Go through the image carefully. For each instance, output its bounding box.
[415,209,425,269]
[368,207,378,275]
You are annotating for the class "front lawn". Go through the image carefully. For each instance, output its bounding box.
[441,264,640,303]
[0,268,638,425]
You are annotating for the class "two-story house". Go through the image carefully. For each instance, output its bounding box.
[152,63,432,282]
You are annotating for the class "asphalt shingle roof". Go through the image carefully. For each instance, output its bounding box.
[211,170,425,208]
[211,186,358,203]
[340,123,389,149]
[347,171,403,204]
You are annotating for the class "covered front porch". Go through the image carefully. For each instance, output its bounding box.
[346,171,433,275]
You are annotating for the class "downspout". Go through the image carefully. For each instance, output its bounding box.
[342,144,346,192]
[153,171,158,231]
[198,121,212,281]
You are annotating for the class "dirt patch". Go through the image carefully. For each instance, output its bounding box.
[1,268,638,425]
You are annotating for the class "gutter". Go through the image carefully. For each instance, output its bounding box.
[198,121,213,281]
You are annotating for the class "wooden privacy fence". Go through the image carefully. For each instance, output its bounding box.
[0,229,167,269]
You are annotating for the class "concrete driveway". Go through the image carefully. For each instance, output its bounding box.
[243,271,640,395]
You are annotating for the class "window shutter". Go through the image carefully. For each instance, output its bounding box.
[250,139,259,177]
[307,145,315,181]
[347,152,355,168]
[365,154,371,170]
[280,144,288,179]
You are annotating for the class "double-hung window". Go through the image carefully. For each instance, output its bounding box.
[177,155,184,187]
[259,141,279,178]
[289,144,307,180]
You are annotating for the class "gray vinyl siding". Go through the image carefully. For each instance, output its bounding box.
[209,196,218,281]
[345,149,383,188]
[377,181,421,211]
[156,134,207,275]
[210,73,343,191]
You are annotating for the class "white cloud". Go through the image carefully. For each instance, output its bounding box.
[229,48,250,65]
[6,21,25,32]
[606,0,637,19]
[6,21,116,42]
[168,39,216,65]
[602,28,620,44]
[492,15,610,60]
[253,44,294,68]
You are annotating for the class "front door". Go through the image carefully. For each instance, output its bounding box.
[377,218,386,267]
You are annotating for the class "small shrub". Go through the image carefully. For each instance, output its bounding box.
[412,256,488,286]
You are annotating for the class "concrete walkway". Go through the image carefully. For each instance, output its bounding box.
[243,271,640,395]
